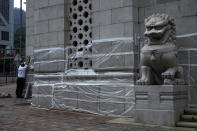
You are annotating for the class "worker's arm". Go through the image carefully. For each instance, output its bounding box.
[27,56,31,65]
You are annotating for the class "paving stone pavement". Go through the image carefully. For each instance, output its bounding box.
[0,83,196,131]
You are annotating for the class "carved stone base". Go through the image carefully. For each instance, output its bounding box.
[134,85,187,126]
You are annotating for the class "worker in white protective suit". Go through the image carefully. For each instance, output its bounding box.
[16,57,30,98]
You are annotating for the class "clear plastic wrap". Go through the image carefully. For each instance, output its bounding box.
[32,70,135,117]
[32,38,136,117]
[33,48,65,73]
[176,33,197,107]
[92,37,137,71]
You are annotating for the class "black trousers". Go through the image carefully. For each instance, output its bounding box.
[16,78,25,98]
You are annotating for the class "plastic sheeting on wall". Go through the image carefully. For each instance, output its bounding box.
[32,38,137,117]
[31,32,197,116]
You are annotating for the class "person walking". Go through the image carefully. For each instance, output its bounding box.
[16,57,30,98]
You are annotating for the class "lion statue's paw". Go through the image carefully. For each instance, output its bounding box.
[136,78,151,85]
[161,71,176,80]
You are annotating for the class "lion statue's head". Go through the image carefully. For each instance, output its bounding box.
[144,13,176,45]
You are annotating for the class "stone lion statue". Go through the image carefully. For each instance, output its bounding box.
[137,14,184,85]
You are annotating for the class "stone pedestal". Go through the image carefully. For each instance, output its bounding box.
[134,85,187,126]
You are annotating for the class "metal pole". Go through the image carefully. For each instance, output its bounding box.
[20,0,23,56]
[3,55,5,75]
[9,56,11,75]
[3,51,5,83]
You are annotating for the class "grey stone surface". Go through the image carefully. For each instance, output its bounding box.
[100,102,125,115]
[135,85,188,126]
[111,6,134,24]
[32,96,53,109]
[124,22,135,37]
[92,54,124,70]
[188,85,197,106]
[156,0,179,4]
[177,35,197,49]
[33,73,63,84]
[99,95,127,103]
[26,46,34,56]
[92,39,137,71]
[78,93,98,102]
[180,0,197,17]
[92,10,111,26]
[63,69,136,82]
[32,96,39,106]
[93,39,136,54]
[54,98,78,109]
[92,0,100,11]
[49,18,64,32]
[26,74,34,84]
[26,0,68,57]
[92,53,137,71]
[26,0,34,8]
[92,26,100,40]
[34,20,49,34]
[49,0,64,6]
[51,81,135,117]
[35,61,65,73]
[100,23,125,39]
[33,85,53,95]
[176,17,197,35]
[135,109,182,126]
[27,0,137,117]
[92,41,112,55]
[99,85,134,97]
[34,47,65,61]
[38,96,53,108]
[138,0,155,8]
[78,101,99,113]
[91,0,135,39]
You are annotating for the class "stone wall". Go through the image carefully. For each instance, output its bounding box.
[26,0,66,73]
[91,0,139,72]
[26,0,137,117]
[138,0,197,35]
[26,0,197,115]
[92,0,139,40]
[26,0,67,109]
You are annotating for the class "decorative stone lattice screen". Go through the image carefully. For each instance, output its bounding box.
[69,0,92,47]
[68,0,92,70]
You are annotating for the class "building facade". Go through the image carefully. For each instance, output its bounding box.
[0,0,14,50]
[26,0,197,124]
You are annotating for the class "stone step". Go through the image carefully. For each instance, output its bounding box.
[181,115,197,122]
[185,107,197,115]
[176,121,197,128]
